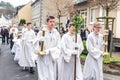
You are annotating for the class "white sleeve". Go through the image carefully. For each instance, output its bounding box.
[49,33,61,62]
[33,31,43,55]
[86,35,103,60]
[77,35,84,55]
[61,35,75,63]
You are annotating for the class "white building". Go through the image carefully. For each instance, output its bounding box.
[74,0,120,38]
[31,0,69,29]
[31,0,42,28]
[0,14,12,27]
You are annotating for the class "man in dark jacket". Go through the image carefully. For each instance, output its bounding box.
[10,29,15,49]
[1,26,5,44]
[4,27,9,44]
[107,29,112,52]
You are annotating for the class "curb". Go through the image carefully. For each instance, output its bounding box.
[103,64,120,76]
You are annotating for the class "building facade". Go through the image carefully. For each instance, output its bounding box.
[18,1,32,24]
[31,0,42,28]
[75,0,120,38]
[0,14,12,26]
[12,1,32,26]
[31,0,51,28]
[31,0,69,29]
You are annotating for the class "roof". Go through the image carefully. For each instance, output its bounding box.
[0,7,5,9]
[0,14,9,20]
[0,7,5,16]
[74,0,87,5]
[31,0,40,6]
[16,5,25,11]
[14,5,25,16]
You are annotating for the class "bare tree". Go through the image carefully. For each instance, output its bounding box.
[43,0,75,31]
[88,0,120,16]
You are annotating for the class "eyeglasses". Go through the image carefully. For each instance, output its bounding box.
[95,26,102,29]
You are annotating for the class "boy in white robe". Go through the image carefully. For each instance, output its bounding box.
[59,23,84,80]
[10,24,18,35]
[12,32,22,62]
[19,22,36,74]
[22,24,27,34]
[36,16,61,80]
[83,22,105,80]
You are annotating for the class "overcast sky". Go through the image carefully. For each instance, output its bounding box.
[0,0,35,7]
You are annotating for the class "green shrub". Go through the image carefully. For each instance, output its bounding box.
[103,55,111,64]
[82,40,88,55]
[81,41,120,66]
[103,55,120,65]
[19,19,26,26]
[80,54,87,60]
[111,57,120,61]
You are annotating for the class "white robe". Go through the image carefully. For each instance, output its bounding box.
[58,32,84,80]
[11,38,17,53]
[22,27,27,34]
[83,32,104,80]
[12,39,22,61]
[36,28,61,80]
[18,29,36,67]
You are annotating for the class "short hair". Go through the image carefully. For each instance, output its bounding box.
[13,24,16,27]
[27,22,31,26]
[68,22,74,28]
[46,16,55,22]
[93,22,101,27]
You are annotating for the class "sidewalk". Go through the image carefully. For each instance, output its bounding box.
[104,73,120,80]
[103,51,120,76]
[112,52,120,57]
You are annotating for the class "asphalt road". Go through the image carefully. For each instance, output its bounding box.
[0,44,37,80]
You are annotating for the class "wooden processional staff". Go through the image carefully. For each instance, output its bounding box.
[72,14,84,80]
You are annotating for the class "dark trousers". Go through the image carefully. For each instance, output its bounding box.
[5,35,9,44]
[107,40,111,52]
[2,35,5,44]
[10,42,14,49]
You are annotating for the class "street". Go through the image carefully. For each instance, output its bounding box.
[0,43,120,80]
[0,0,120,80]
[0,44,37,80]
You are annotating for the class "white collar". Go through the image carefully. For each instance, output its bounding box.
[46,28,57,33]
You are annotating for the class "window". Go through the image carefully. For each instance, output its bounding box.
[99,7,106,17]
[90,8,95,24]
[80,9,87,28]
[99,7,106,24]
[75,0,87,4]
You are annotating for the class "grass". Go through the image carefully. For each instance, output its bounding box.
[103,55,120,64]
[80,54,120,66]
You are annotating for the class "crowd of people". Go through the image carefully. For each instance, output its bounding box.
[1,26,10,44]
[0,16,108,80]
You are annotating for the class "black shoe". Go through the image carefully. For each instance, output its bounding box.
[2,43,5,45]
[30,70,35,74]
[29,67,35,74]
[22,67,29,71]
[11,52,15,55]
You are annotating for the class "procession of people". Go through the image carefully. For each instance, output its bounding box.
[0,16,108,80]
